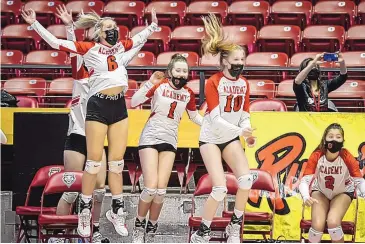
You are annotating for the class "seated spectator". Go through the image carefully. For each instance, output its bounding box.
[293,53,347,112]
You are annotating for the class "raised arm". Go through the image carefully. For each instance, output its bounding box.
[294,53,324,85]
[131,72,165,108]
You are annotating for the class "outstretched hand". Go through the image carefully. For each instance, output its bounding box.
[21,8,36,25]
[55,5,73,26]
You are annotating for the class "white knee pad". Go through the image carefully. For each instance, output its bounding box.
[308,227,323,243]
[140,187,157,203]
[237,174,253,190]
[153,189,167,204]
[85,160,102,174]
[108,160,124,174]
[328,226,344,241]
[210,186,227,202]
[61,192,78,204]
[94,188,106,203]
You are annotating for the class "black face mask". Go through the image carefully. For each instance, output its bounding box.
[171,77,188,89]
[228,64,244,78]
[104,29,119,46]
[325,140,344,153]
[308,68,320,81]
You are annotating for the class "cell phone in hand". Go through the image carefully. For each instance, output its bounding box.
[323,53,339,62]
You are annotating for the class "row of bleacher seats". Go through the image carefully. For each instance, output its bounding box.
[2,22,364,56]
[2,0,365,30]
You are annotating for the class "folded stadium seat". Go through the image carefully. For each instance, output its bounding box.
[222,25,257,53]
[312,0,356,30]
[23,50,70,80]
[4,77,48,102]
[270,1,312,30]
[15,165,64,243]
[302,25,345,52]
[127,51,155,81]
[102,1,145,28]
[275,79,296,111]
[245,52,289,83]
[257,25,301,57]
[130,26,171,55]
[47,77,73,107]
[186,1,228,25]
[1,24,42,53]
[16,96,40,108]
[345,25,365,51]
[328,80,365,112]
[43,25,84,49]
[65,0,105,18]
[249,98,287,111]
[170,26,205,55]
[0,50,23,80]
[359,2,365,24]
[38,171,92,242]
[227,1,270,30]
[23,1,63,27]
[125,79,138,97]
[1,0,22,27]
[157,51,199,79]
[334,51,365,80]
[248,79,276,99]
[145,1,187,29]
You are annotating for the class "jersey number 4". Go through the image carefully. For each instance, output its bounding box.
[168,101,177,119]
[325,175,335,190]
[107,55,118,71]
[224,95,243,112]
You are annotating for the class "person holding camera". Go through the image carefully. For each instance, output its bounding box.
[293,53,347,112]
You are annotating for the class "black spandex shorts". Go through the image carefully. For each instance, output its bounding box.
[138,143,177,153]
[199,137,240,152]
[86,92,128,125]
[312,190,355,201]
[64,133,87,156]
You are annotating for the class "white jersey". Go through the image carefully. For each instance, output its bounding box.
[299,149,365,200]
[199,72,251,144]
[31,21,158,98]
[131,78,203,148]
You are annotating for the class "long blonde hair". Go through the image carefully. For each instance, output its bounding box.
[201,13,244,69]
[74,11,114,42]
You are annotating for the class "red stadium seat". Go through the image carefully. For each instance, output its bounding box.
[223,25,257,53]
[130,26,171,55]
[199,53,220,66]
[257,25,301,57]
[15,165,63,243]
[103,1,145,28]
[276,79,296,111]
[23,1,63,27]
[170,26,205,55]
[345,25,365,51]
[248,79,275,99]
[65,0,105,18]
[0,50,23,79]
[126,79,138,97]
[359,2,365,25]
[186,1,228,25]
[249,98,287,111]
[186,79,207,95]
[1,0,22,27]
[2,24,42,53]
[127,51,155,81]
[118,25,130,40]
[4,77,48,99]
[334,52,365,80]
[145,1,187,29]
[328,80,365,112]
[38,172,91,242]
[46,25,85,40]
[157,51,199,66]
[312,1,356,30]
[245,52,289,82]
[302,25,345,52]
[227,1,270,30]
[270,1,312,30]
[48,77,73,106]
[23,50,70,79]
[16,96,40,108]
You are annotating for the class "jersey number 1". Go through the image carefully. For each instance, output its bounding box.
[168,101,177,119]
[325,175,335,190]
[224,95,243,112]
[107,55,118,71]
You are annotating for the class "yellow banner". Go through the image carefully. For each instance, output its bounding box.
[1,109,365,241]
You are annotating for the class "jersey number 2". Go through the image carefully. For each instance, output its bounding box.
[325,175,335,190]
[107,55,118,71]
[168,101,177,119]
[224,95,243,112]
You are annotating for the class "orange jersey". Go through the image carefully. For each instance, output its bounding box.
[199,72,251,144]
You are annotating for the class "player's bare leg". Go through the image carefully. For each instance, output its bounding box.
[222,141,251,243]
[146,151,175,243]
[105,118,129,237]
[327,193,352,243]
[191,144,225,243]
[309,191,329,243]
